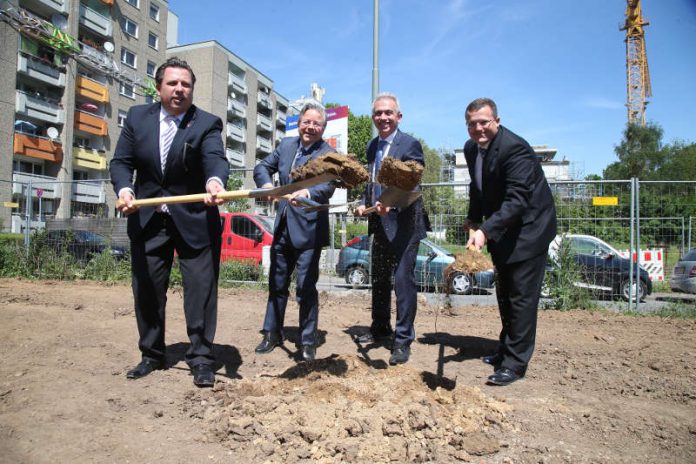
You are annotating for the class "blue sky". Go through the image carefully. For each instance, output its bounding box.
[169,0,695,178]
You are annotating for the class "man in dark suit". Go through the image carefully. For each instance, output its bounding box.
[355,93,427,365]
[253,103,336,362]
[110,57,229,387]
[463,97,557,386]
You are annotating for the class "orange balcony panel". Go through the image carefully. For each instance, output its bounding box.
[76,75,109,103]
[13,133,63,163]
[74,110,108,136]
[101,0,113,5]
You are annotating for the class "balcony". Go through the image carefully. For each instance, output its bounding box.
[73,146,107,170]
[72,180,106,204]
[228,73,247,94]
[74,110,107,136]
[101,0,113,5]
[225,148,245,167]
[257,113,273,132]
[17,52,67,87]
[257,92,273,110]
[76,75,109,103]
[12,172,60,199]
[16,92,65,124]
[276,110,287,126]
[256,135,272,154]
[19,0,68,15]
[227,98,246,119]
[79,3,113,37]
[226,123,246,143]
[13,132,63,163]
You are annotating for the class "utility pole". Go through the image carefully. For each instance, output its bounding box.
[371,0,379,137]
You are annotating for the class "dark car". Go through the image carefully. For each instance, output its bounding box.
[335,235,495,295]
[46,229,128,262]
[670,248,696,294]
[545,234,652,301]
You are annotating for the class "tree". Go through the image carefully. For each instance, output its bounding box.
[604,122,664,179]
[347,112,372,164]
[223,172,249,212]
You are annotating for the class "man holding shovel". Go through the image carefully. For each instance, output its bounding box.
[110,57,228,387]
[463,97,557,386]
[355,93,427,365]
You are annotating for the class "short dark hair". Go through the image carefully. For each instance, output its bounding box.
[465,97,497,120]
[155,57,196,86]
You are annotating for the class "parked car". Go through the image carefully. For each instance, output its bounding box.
[46,229,128,262]
[335,235,495,295]
[219,212,274,264]
[670,249,696,294]
[546,234,652,301]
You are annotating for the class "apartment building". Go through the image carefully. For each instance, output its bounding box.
[0,0,168,233]
[166,40,288,187]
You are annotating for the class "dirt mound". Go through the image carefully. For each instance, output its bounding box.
[377,157,423,191]
[291,153,369,189]
[187,354,510,462]
[444,250,494,280]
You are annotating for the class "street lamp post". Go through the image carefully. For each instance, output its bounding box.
[371,0,379,137]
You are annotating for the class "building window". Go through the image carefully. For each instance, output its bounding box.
[119,83,135,99]
[118,109,128,127]
[121,17,138,38]
[149,3,160,21]
[147,32,158,50]
[146,61,156,77]
[120,48,136,68]
[125,0,139,7]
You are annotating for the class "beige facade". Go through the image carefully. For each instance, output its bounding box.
[166,40,288,189]
[0,0,169,233]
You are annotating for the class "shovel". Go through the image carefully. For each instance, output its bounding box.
[115,172,339,209]
[362,186,422,214]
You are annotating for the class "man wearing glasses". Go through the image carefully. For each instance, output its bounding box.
[253,103,336,362]
[355,93,428,365]
[464,97,557,386]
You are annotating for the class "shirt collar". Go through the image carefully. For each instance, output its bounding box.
[160,107,182,124]
[379,130,398,145]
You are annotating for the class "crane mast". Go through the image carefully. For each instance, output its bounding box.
[621,0,652,126]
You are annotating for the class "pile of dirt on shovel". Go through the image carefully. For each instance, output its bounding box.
[444,251,495,291]
[291,153,369,189]
[185,354,511,463]
[377,157,424,190]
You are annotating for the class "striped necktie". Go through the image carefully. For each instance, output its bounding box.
[372,139,388,202]
[160,115,178,173]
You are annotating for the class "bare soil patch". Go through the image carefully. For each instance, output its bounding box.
[0,279,694,463]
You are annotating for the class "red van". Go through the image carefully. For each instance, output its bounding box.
[219,212,274,264]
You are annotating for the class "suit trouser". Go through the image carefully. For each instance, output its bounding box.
[262,226,322,347]
[494,251,548,373]
[371,226,420,347]
[130,213,220,367]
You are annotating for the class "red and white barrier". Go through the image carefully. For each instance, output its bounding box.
[619,248,664,281]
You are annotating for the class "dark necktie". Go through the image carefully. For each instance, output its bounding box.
[372,139,388,201]
[475,147,487,191]
[292,146,308,169]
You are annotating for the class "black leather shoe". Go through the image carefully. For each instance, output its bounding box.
[487,368,524,386]
[389,345,411,365]
[355,326,393,344]
[481,353,503,366]
[126,359,163,380]
[192,364,215,387]
[255,331,282,354]
[301,345,316,362]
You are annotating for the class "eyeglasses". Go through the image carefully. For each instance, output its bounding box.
[300,120,324,128]
[467,119,494,129]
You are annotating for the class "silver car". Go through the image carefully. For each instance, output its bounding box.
[670,249,696,294]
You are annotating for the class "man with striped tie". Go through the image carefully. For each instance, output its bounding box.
[110,57,229,387]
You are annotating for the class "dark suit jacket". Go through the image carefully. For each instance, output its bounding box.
[465,125,557,266]
[254,136,336,250]
[363,130,427,251]
[110,103,229,249]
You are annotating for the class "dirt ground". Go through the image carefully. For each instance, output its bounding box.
[0,279,694,464]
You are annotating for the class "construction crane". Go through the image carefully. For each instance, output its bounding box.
[621,0,652,126]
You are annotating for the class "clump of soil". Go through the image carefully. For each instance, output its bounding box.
[187,354,510,463]
[444,250,495,292]
[291,153,369,189]
[377,157,424,191]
